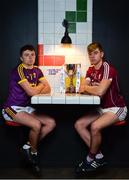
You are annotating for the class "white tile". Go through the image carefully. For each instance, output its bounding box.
[76,34,87,45]
[43,34,54,45]
[87,22,92,33]
[54,34,63,45]
[66,0,76,11]
[93,96,100,104]
[43,0,55,11]
[87,0,93,12]
[55,0,65,11]
[55,23,64,34]
[76,23,88,33]
[66,94,80,104]
[44,45,55,55]
[38,11,43,22]
[43,23,54,33]
[38,94,52,104]
[43,11,54,22]
[38,0,43,11]
[52,93,65,104]
[31,94,100,105]
[31,96,38,104]
[38,22,43,34]
[87,11,93,22]
[55,12,65,22]
[79,95,94,104]
[87,34,92,45]
[70,34,76,45]
[38,33,43,44]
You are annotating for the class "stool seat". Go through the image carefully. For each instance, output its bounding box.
[114,120,126,126]
[5,120,21,126]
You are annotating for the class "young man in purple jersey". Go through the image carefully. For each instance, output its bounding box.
[2,44,56,175]
[74,42,128,173]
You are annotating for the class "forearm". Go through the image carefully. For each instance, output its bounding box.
[40,84,51,94]
[30,83,44,96]
[84,85,101,96]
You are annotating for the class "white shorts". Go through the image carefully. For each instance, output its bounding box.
[2,106,35,122]
[99,106,128,121]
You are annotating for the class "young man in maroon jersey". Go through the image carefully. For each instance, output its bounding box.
[2,44,56,176]
[74,42,127,173]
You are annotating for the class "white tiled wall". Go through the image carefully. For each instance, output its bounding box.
[38,0,93,93]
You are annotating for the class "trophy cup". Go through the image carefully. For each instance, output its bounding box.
[64,64,77,93]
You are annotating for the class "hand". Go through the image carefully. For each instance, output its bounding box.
[91,82,100,86]
[79,85,86,93]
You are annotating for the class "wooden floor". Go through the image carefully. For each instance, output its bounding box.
[0,167,129,179]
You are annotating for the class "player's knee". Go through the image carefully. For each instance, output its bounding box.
[47,118,56,131]
[33,121,41,132]
[91,122,100,135]
[74,120,83,131]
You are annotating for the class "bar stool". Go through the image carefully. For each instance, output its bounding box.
[102,119,128,159]
[114,120,127,126]
[4,120,29,147]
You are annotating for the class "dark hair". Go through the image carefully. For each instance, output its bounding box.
[20,44,36,57]
[87,42,104,54]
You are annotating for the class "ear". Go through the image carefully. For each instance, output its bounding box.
[20,57,23,62]
[101,52,104,58]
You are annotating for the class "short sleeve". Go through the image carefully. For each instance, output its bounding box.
[103,62,116,80]
[35,67,45,81]
[17,64,27,84]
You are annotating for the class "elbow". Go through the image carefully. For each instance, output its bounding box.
[27,91,37,97]
[46,86,51,94]
[26,89,40,96]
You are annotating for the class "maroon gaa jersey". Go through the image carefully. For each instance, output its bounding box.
[85,61,126,108]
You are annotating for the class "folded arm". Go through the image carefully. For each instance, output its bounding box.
[19,78,51,96]
[79,78,112,97]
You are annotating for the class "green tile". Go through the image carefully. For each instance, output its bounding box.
[77,11,87,22]
[65,11,76,22]
[69,23,76,33]
[77,0,87,11]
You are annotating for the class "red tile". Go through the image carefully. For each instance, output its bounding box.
[44,55,65,66]
[38,44,44,65]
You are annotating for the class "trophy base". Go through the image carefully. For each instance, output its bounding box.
[65,87,76,94]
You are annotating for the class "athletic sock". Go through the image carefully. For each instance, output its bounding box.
[95,151,104,159]
[31,151,38,156]
[86,151,96,163]
[22,143,31,150]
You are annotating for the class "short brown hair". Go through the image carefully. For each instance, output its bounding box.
[20,44,36,57]
[87,42,104,54]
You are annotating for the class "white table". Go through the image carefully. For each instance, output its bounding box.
[31,92,100,105]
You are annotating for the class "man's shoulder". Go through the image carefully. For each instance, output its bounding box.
[103,61,116,69]
[14,63,23,71]
[103,61,117,75]
[11,64,20,74]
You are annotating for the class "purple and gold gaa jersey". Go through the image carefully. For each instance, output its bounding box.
[3,63,44,108]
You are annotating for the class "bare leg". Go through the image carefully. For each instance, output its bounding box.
[75,112,118,173]
[74,114,100,147]
[14,112,41,152]
[32,113,56,141]
[90,112,118,154]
